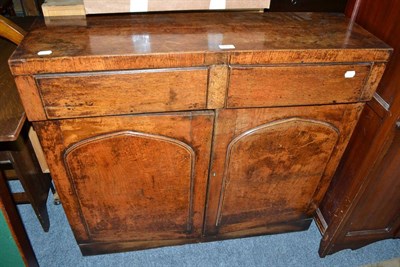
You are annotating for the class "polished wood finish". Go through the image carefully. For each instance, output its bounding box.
[207,65,228,109]
[14,76,47,122]
[227,64,371,108]
[317,0,400,256]
[0,27,25,141]
[34,112,213,253]
[8,13,390,76]
[36,68,208,119]
[0,16,38,139]
[361,63,387,100]
[10,12,390,255]
[344,127,400,237]
[205,104,363,236]
[0,15,25,45]
[9,12,391,122]
[347,0,400,106]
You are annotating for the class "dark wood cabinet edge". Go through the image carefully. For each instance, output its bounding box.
[316,0,400,257]
[213,219,313,240]
[319,233,399,257]
[9,51,391,76]
[395,224,400,237]
[80,218,312,255]
[0,115,26,142]
[80,238,200,256]
[345,228,391,237]
[318,121,397,257]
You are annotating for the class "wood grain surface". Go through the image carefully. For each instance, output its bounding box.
[0,37,25,141]
[317,0,400,256]
[64,131,196,240]
[227,64,371,108]
[34,111,214,247]
[205,104,363,236]
[9,12,391,75]
[0,16,26,45]
[36,68,208,119]
[13,76,46,122]
[8,11,391,255]
[346,0,400,105]
[207,65,228,109]
[216,118,339,233]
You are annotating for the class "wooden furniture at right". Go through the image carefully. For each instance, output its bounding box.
[316,0,400,257]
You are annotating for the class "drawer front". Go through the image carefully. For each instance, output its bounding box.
[227,64,371,108]
[36,68,208,119]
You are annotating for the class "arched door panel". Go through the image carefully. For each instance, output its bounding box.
[205,105,362,237]
[216,118,339,233]
[34,112,214,253]
[64,131,195,240]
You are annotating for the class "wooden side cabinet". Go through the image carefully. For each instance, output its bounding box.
[317,103,400,256]
[9,12,391,255]
[316,0,400,257]
[34,112,214,254]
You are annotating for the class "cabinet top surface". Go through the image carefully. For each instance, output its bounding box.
[9,12,391,75]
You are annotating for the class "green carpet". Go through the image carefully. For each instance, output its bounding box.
[0,210,25,267]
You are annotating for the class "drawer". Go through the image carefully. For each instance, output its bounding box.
[36,68,208,119]
[227,64,371,108]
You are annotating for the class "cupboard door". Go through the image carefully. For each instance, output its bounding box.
[34,111,214,255]
[205,104,363,237]
[343,125,400,237]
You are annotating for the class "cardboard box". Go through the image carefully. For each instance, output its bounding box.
[42,0,85,17]
[83,0,270,14]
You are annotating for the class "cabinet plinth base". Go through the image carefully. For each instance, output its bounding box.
[79,219,312,256]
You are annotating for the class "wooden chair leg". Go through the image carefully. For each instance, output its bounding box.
[5,133,52,232]
[0,171,39,267]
